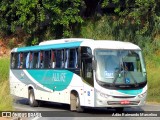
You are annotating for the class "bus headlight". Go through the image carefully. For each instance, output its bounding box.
[138,91,147,98]
[97,90,110,98]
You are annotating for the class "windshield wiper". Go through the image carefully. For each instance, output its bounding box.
[97,80,109,87]
[111,54,127,87]
[111,70,121,87]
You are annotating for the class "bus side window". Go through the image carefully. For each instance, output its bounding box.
[65,49,69,68]
[33,52,38,68]
[55,51,60,68]
[55,50,64,68]
[11,53,18,69]
[38,51,44,68]
[69,49,78,68]
[51,50,56,68]
[23,53,28,68]
[18,53,23,68]
[75,48,78,68]
[29,52,33,68]
[26,52,30,68]
[48,50,52,68]
[44,50,51,69]
[61,50,64,68]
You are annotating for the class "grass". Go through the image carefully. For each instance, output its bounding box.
[0,80,13,111]
[146,55,160,103]
[79,17,114,40]
[0,57,13,111]
[0,57,10,82]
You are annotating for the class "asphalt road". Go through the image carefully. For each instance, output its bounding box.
[13,97,160,120]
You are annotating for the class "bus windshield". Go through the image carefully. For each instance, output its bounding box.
[95,49,146,87]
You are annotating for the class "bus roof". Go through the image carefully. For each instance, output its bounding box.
[91,40,141,50]
[39,38,93,45]
[11,39,141,52]
[39,38,141,50]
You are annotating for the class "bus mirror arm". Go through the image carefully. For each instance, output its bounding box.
[82,53,93,59]
[92,60,97,70]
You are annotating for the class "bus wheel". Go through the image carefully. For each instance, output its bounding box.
[70,92,84,112]
[76,94,84,112]
[28,89,38,107]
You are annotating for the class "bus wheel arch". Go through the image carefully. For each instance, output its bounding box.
[28,87,38,107]
[70,90,84,112]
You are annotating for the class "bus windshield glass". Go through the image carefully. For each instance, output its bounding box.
[95,49,146,86]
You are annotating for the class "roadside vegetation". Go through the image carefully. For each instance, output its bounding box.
[0,57,13,110]
[146,54,160,103]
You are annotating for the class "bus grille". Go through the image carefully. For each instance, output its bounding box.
[112,96,135,98]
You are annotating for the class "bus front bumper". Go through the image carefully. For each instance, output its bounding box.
[95,93,147,107]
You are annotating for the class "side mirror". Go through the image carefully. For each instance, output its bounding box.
[92,60,97,70]
[82,53,93,59]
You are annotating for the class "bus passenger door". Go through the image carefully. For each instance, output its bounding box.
[81,47,94,107]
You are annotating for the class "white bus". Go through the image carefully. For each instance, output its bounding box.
[9,38,147,112]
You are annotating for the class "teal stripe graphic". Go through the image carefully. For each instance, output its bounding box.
[11,70,49,92]
[17,41,82,52]
[117,89,143,95]
[27,70,73,91]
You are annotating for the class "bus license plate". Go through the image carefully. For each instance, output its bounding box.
[120,100,130,105]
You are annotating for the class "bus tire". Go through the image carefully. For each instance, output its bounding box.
[28,89,38,107]
[76,94,84,112]
[70,92,84,112]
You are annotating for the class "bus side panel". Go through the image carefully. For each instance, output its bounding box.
[9,70,28,98]
[34,85,70,104]
[67,73,95,107]
[32,71,83,104]
[25,69,74,104]
[67,74,85,105]
[34,89,60,103]
[83,83,95,107]
[10,68,95,106]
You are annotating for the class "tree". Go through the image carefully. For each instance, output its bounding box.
[0,0,83,45]
[83,0,101,17]
[101,0,160,43]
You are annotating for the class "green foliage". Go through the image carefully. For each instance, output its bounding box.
[0,0,83,44]
[101,0,160,45]
[146,53,160,103]
[1,0,160,46]
[101,0,109,8]
[80,16,113,40]
[31,37,39,45]
[8,38,16,49]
